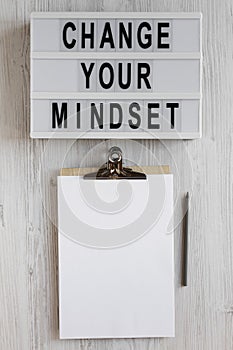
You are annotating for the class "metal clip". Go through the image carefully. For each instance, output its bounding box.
[84,146,146,180]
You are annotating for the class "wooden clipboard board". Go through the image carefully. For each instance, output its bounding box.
[60,165,170,176]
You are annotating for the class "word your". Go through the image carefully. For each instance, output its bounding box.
[52,101,180,130]
[80,62,151,90]
[62,21,170,50]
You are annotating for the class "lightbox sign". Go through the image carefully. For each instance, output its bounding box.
[30,12,202,139]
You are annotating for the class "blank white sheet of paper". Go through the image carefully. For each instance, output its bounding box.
[58,174,174,339]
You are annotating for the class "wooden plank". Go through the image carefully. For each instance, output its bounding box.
[0,0,233,350]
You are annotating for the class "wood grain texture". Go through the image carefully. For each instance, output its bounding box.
[0,0,232,349]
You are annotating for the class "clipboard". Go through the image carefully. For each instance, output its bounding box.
[60,147,170,177]
[58,147,174,339]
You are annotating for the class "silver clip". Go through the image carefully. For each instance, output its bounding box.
[84,146,146,180]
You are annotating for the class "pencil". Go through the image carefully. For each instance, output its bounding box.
[182,192,189,287]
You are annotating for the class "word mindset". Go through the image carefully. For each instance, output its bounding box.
[52,101,180,130]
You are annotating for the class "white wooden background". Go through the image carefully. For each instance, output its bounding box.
[0,0,232,349]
